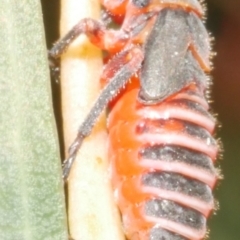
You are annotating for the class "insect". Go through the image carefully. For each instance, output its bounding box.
[49,0,220,239]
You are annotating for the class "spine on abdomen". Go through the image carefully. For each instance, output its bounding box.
[108,85,219,240]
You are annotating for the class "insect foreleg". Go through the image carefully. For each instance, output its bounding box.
[48,17,133,59]
[63,46,144,180]
[49,18,106,58]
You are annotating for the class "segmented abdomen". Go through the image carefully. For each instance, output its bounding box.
[108,83,218,240]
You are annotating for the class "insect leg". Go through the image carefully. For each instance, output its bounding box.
[63,45,144,180]
[49,18,130,59]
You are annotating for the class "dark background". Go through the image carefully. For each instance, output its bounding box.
[41,1,240,239]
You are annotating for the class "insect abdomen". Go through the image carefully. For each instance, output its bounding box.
[108,84,218,240]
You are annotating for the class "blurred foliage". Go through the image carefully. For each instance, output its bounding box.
[207,1,240,240]
[0,1,68,239]
[42,0,240,239]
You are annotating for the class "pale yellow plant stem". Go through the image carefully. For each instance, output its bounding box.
[60,0,125,239]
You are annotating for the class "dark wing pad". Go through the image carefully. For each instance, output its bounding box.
[140,9,209,102]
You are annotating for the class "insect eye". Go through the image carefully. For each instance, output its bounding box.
[132,0,150,8]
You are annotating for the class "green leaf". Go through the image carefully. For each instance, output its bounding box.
[0,1,68,240]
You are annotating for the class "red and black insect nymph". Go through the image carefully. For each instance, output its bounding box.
[49,0,220,239]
